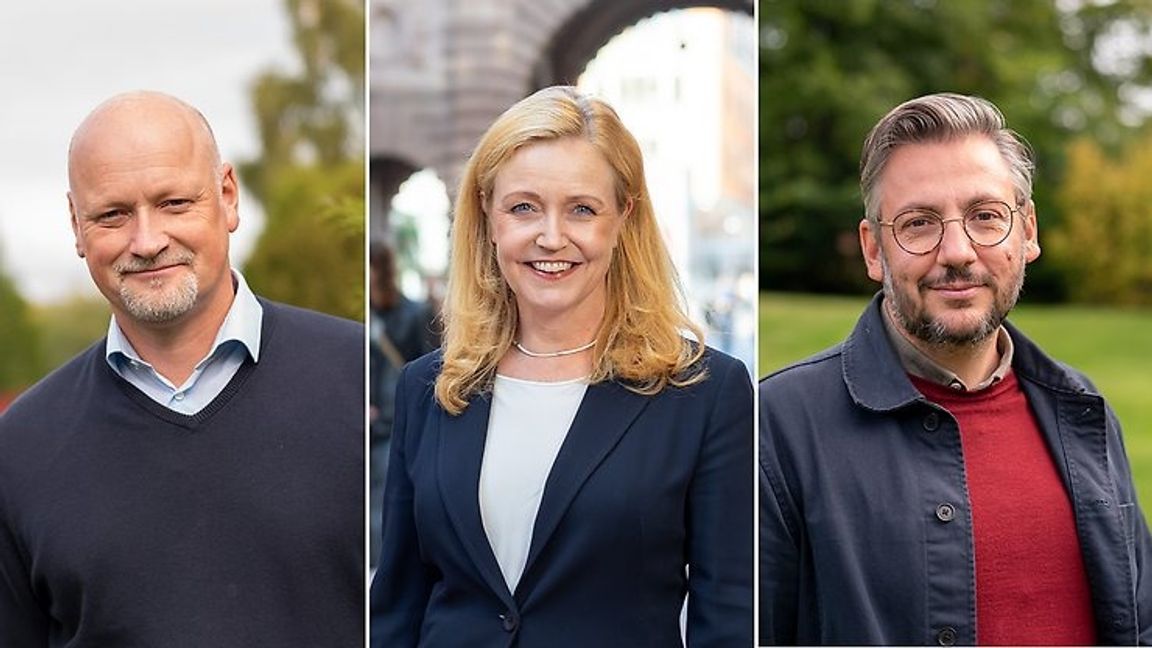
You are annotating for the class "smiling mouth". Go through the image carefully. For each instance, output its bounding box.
[529,261,576,274]
[931,283,981,291]
[122,264,182,277]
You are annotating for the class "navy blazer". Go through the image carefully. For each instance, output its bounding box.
[370,347,753,647]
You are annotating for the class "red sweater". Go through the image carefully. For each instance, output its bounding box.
[912,371,1097,645]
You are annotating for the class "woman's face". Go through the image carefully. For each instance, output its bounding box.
[486,137,628,330]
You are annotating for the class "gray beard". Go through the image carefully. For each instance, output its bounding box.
[118,272,199,323]
[880,254,1024,349]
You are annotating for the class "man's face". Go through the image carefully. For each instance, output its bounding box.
[68,101,238,330]
[859,135,1040,347]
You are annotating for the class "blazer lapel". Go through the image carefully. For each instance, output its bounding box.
[517,380,650,596]
[436,393,515,605]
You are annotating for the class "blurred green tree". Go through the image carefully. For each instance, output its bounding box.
[760,0,1152,299]
[0,257,43,391]
[239,0,365,321]
[30,296,110,370]
[1050,133,1152,304]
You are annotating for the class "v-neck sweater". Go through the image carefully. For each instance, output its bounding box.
[0,300,365,647]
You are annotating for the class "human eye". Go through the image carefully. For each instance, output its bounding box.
[896,211,938,234]
[967,203,1011,229]
[92,208,130,226]
[508,202,536,215]
[159,198,193,212]
[572,204,597,216]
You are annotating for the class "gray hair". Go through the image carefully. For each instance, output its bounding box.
[859,93,1034,221]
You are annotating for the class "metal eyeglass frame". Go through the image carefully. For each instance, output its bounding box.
[875,200,1021,256]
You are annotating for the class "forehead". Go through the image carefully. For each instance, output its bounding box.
[69,103,215,192]
[492,137,617,195]
[879,135,1014,211]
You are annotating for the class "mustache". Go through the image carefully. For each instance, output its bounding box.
[114,251,194,275]
[918,266,992,290]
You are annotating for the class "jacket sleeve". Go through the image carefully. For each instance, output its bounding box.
[1111,402,1152,645]
[369,363,435,648]
[758,381,801,645]
[1130,501,1152,645]
[685,358,754,647]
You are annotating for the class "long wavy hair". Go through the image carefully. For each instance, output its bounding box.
[434,86,705,415]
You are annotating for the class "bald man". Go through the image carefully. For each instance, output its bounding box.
[0,92,364,646]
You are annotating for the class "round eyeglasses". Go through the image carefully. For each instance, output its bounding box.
[876,200,1019,255]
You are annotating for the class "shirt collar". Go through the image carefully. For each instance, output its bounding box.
[879,298,1014,392]
[105,269,264,369]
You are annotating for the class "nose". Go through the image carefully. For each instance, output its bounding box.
[128,209,170,259]
[535,211,568,251]
[934,217,977,267]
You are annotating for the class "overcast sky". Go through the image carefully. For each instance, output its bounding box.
[0,2,297,302]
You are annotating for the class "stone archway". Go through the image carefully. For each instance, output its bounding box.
[534,0,753,88]
[369,0,754,210]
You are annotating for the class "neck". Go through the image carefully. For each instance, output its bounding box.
[115,286,235,386]
[500,308,602,382]
[886,306,1001,388]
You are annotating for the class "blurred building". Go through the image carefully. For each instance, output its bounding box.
[579,8,756,368]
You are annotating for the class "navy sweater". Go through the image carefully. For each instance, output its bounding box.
[0,300,364,647]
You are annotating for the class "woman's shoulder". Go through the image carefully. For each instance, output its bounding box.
[686,343,749,384]
[402,348,444,385]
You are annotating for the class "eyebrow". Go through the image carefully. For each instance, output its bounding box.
[895,194,1010,214]
[498,190,608,207]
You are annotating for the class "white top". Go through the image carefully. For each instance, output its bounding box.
[479,374,588,591]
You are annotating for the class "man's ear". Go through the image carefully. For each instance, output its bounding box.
[68,192,86,259]
[219,163,240,233]
[860,218,884,283]
[1022,199,1041,263]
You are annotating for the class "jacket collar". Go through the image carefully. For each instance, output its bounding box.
[842,293,1096,412]
[841,294,925,412]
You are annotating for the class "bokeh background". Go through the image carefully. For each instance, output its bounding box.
[0,0,365,411]
[759,0,1152,507]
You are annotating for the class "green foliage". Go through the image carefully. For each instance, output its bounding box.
[759,292,1152,510]
[240,0,365,321]
[0,268,43,391]
[243,161,365,320]
[760,0,1152,299]
[1049,135,1152,304]
[29,296,110,371]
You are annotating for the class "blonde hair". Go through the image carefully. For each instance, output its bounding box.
[435,86,705,414]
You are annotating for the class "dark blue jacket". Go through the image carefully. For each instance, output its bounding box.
[759,295,1152,646]
[371,347,754,647]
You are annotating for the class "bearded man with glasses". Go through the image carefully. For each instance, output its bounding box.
[759,93,1152,646]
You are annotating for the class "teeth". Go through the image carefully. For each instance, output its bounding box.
[532,261,573,273]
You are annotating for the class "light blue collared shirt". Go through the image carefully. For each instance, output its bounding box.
[105,270,264,415]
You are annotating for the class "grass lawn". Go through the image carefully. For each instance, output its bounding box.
[759,292,1152,512]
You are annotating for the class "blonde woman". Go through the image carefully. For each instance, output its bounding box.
[370,86,753,647]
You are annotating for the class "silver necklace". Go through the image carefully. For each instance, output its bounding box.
[513,339,596,358]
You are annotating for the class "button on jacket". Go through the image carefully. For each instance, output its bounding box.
[759,294,1152,645]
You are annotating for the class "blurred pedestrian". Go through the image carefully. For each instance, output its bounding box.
[369,240,438,567]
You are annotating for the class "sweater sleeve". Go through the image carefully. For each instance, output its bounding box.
[369,361,435,647]
[684,356,754,647]
[0,458,50,645]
